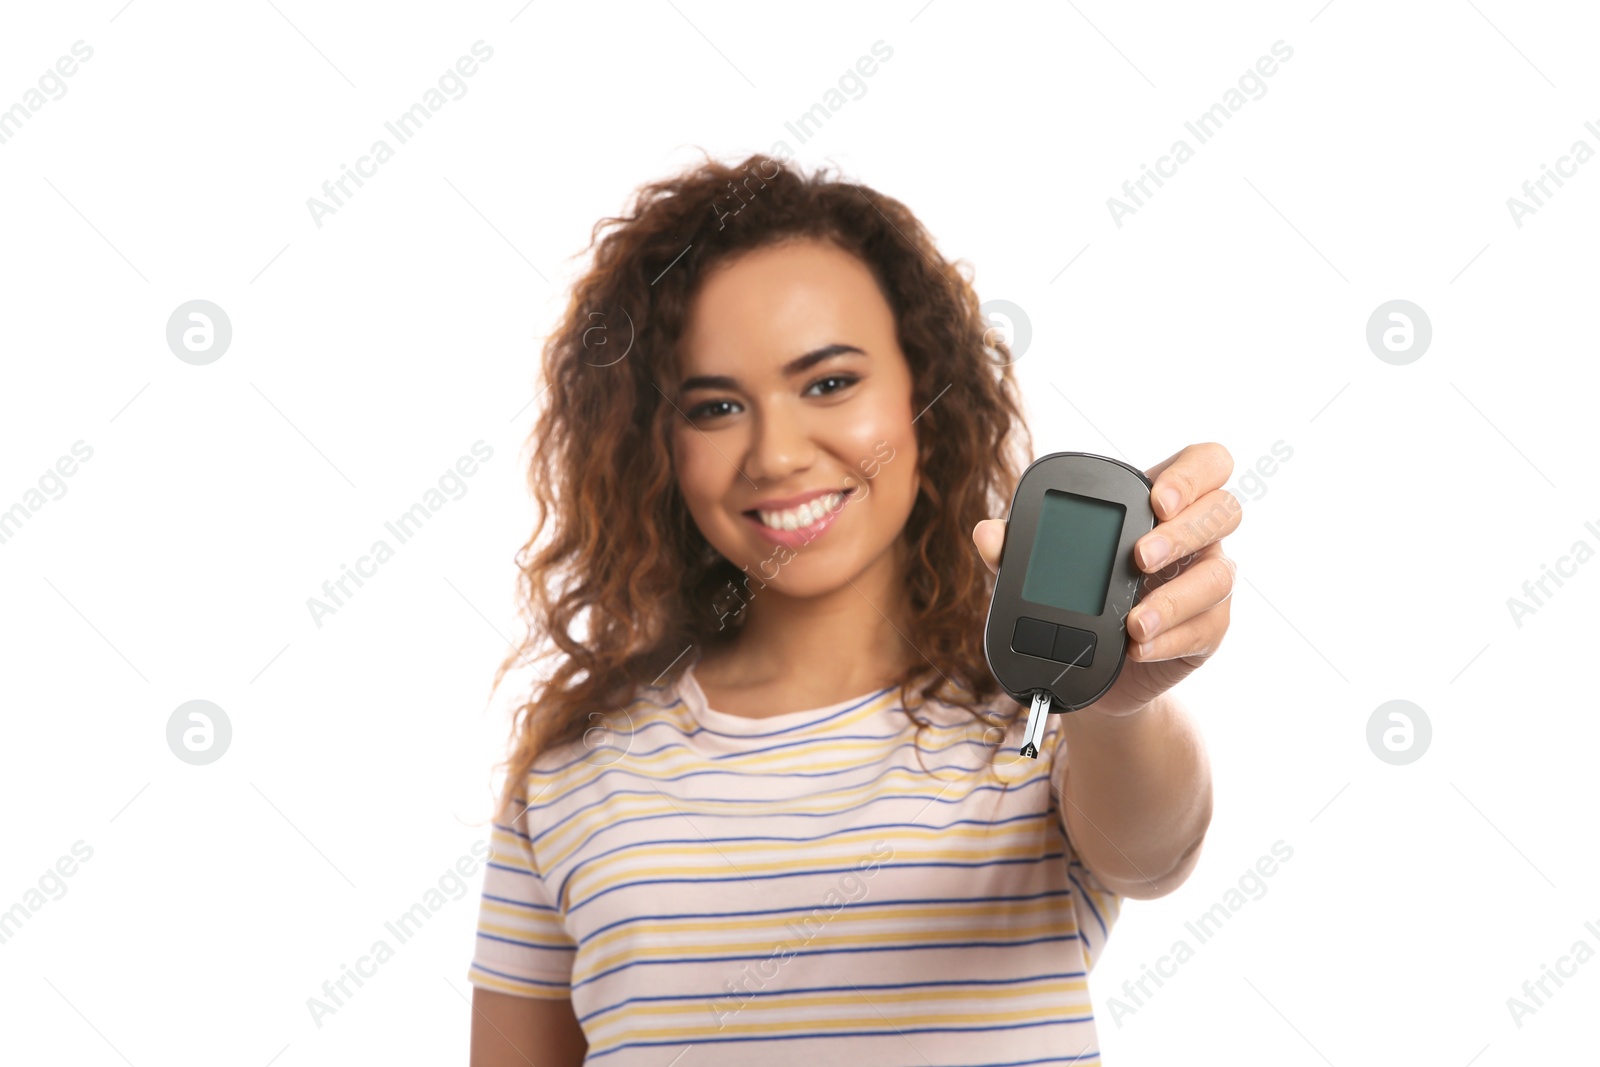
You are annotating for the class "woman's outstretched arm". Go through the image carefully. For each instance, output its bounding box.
[1056,691,1212,899]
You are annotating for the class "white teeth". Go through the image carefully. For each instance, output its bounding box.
[758,492,843,531]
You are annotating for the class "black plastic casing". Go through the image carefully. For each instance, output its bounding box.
[982,452,1157,712]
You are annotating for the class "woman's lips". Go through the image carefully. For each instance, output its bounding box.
[741,489,852,550]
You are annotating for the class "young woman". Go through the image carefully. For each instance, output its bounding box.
[466,153,1236,1066]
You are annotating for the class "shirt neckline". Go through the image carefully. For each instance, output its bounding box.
[676,661,893,735]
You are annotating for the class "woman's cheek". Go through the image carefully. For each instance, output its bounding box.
[862,424,916,511]
[672,433,730,528]
[836,404,903,469]
[842,473,870,500]
[672,427,714,487]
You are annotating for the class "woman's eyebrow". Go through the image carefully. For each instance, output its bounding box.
[679,343,866,393]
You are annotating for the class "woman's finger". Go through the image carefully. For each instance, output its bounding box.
[1126,592,1233,663]
[1134,487,1243,572]
[1126,544,1235,644]
[1142,442,1234,522]
[972,518,1006,575]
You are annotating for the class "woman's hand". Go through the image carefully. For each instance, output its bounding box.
[972,442,1240,719]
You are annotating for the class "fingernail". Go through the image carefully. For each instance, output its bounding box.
[1140,536,1170,570]
[1157,488,1180,517]
[1134,608,1159,640]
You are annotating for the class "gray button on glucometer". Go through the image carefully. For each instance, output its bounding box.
[1050,625,1095,668]
[1010,617,1056,659]
[1012,616,1096,668]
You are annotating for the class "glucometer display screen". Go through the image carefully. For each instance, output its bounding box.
[1020,489,1126,616]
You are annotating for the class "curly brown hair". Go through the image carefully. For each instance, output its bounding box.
[490,151,1033,822]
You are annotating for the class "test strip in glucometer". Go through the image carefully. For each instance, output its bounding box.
[1020,691,1050,759]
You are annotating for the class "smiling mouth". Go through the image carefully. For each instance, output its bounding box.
[743,488,854,531]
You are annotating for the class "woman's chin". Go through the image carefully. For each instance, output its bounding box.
[731,556,859,602]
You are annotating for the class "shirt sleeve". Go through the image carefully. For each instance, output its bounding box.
[465,779,578,999]
[1047,719,1123,971]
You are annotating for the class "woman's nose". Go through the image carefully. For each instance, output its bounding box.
[742,399,816,484]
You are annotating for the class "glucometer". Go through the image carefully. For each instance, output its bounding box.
[982,452,1158,758]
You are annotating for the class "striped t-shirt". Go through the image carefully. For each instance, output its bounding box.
[467,663,1121,1065]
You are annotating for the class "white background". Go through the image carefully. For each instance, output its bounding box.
[1,1,1596,1063]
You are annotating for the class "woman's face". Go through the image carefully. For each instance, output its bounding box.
[670,237,921,601]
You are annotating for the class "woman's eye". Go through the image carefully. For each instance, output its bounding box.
[688,398,740,420]
[805,374,859,397]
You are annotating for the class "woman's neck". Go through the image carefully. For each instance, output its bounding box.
[695,539,918,713]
